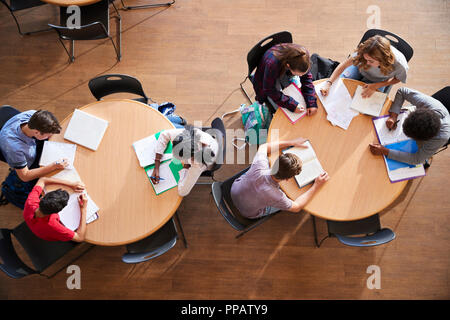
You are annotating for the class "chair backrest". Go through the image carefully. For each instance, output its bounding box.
[202,117,226,173]
[359,29,413,62]
[12,222,78,273]
[432,86,450,111]
[88,74,148,102]
[246,31,293,77]
[49,22,109,41]
[0,105,20,163]
[335,228,396,247]
[2,0,46,12]
[122,218,178,264]
[211,167,259,231]
[0,228,37,279]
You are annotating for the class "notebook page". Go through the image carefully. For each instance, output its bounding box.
[350,85,387,117]
[58,192,99,231]
[295,159,324,188]
[39,141,76,169]
[148,161,178,195]
[284,141,317,164]
[133,134,172,167]
[373,112,409,145]
[280,84,307,123]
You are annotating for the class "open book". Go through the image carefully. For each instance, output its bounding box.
[279,83,307,124]
[372,113,425,183]
[64,109,109,151]
[144,158,184,195]
[132,131,173,168]
[283,140,324,188]
[58,192,99,231]
[350,85,387,117]
[39,141,77,169]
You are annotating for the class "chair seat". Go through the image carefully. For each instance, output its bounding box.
[335,228,396,247]
[8,0,45,12]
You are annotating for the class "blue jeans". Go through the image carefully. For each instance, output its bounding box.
[340,65,389,93]
[149,103,185,129]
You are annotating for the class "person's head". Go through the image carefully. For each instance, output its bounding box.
[27,110,61,140]
[39,189,69,215]
[271,153,303,180]
[403,108,441,141]
[354,35,395,75]
[273,43,311,77]
[172,125,216,166]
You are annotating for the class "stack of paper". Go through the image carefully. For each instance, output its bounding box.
[64,109,109,151]
[350,85,387,117]
[39,141,77,169]
[315,79,358,130]
[132,131,173,168]
[58,192,99,231]
[279,83,307,124]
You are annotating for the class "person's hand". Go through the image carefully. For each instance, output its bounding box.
[293,104,305,113]
[314,172,329,188]
[78,193,88,209]
[320,81,332,97]
[290,137,308,148]
[361,83,377,98]
[150,168,160,184]
[369,143,389,156]
[183,163,191,169]
[71,181,85,193]
[53,158,69,170]
[386,113,399,130]
[307,107,318,116]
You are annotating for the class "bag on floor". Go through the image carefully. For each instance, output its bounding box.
[0,169,36,210]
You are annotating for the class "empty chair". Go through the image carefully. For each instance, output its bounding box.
[240,31,293,104]
[119,0,174,10]
[0,222,93,279]
[312,214,396,248]
[211,167,279,238]
[88,74,151,103]
[0,105,20,163]
[0,0,51,35]
[122,213,186,264]
[197,117,226,184]
[49,0,121,63]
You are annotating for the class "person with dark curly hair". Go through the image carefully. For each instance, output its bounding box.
[369,87,450,165]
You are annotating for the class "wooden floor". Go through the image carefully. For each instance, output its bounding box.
[0,0,449,300]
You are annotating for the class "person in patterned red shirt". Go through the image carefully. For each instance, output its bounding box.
[252,43,318,116]
[23,177,88,242]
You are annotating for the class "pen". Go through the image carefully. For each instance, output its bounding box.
[149,176,165,181]
[388,120,400,131]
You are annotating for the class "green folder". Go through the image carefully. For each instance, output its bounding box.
[144,157,184,195]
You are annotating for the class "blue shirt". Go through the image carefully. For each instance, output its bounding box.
[0,110,37,169]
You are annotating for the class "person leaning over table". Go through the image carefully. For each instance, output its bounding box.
[320,35,409,98]
[369,87,450,165]
[23,177,88,242]
[149,125,219,197]
[230,137,329,219]
[0,109,69,183]
[252,42,318,116]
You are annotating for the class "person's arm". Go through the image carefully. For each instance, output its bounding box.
[369,141,438,165]
[72,193,87,242]
[16,159,69,182]
[361,77,401,98]
[299,71,318,116]
[151,129,182,184]
[320,56,353,96]
[259,137,308,156]
[177,164,203,197]
[35,176,85,192]
[286,172,329,212]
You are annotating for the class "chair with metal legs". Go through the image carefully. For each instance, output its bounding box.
[119,0,174,10]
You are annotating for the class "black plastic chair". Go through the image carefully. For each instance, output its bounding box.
[88,74,151,104]
[119,0,174,10]
[211,167,279,238]
[312,214,396,248]
[432,86,450,154]
[0,222,93,279]
[0,0,52,36]
[197,117,226,184]
[122,212,186,264]
[0,105,20,163]
[49,0,121,63]
[240,31,293,104]
[360,29,414,62]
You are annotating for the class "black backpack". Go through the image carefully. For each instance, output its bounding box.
[0,169,36,210]
[310,53,340,81]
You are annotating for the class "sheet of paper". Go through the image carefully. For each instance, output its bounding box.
[133,134,172,167]
[315,79,358,130]
[284,141,316,164]
[58,192,100,231]
[49,167,81,183]
[350,85,387,117]
[280,84,307,124]
[39,141,76,169]
[64,109,109,151]
[373,112,409,145]
[148,161,178,195]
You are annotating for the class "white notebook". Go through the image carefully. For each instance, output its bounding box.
[283,141,324,188]
[133,134,172,168]
[58,192,99,231]
[39,141,77,169]
[350,85,387,117]
[280,83,307,124]
[64,109,109,151]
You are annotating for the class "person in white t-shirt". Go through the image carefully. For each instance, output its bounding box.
[320,35,409,98]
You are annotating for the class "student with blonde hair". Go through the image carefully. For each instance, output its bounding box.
[320,35,409,98]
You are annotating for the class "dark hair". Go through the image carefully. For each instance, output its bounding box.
[39,189,69,215]
[271,153,302,180]
[403,108,441,141]
[273,43,311,76]
[28,110,61,134]
[172,125,216,166]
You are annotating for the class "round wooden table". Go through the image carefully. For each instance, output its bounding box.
[40,0,101,7]
[268,79,407,221]
[51,99,182,246]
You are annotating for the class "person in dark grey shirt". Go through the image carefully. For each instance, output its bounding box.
[369,87,450,165]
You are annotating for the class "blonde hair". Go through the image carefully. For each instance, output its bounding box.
[353,35,395,75]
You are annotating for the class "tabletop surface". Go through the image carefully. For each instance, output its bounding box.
[268,79,407,221]
[40,0,102,7]
[50,99,182,246]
